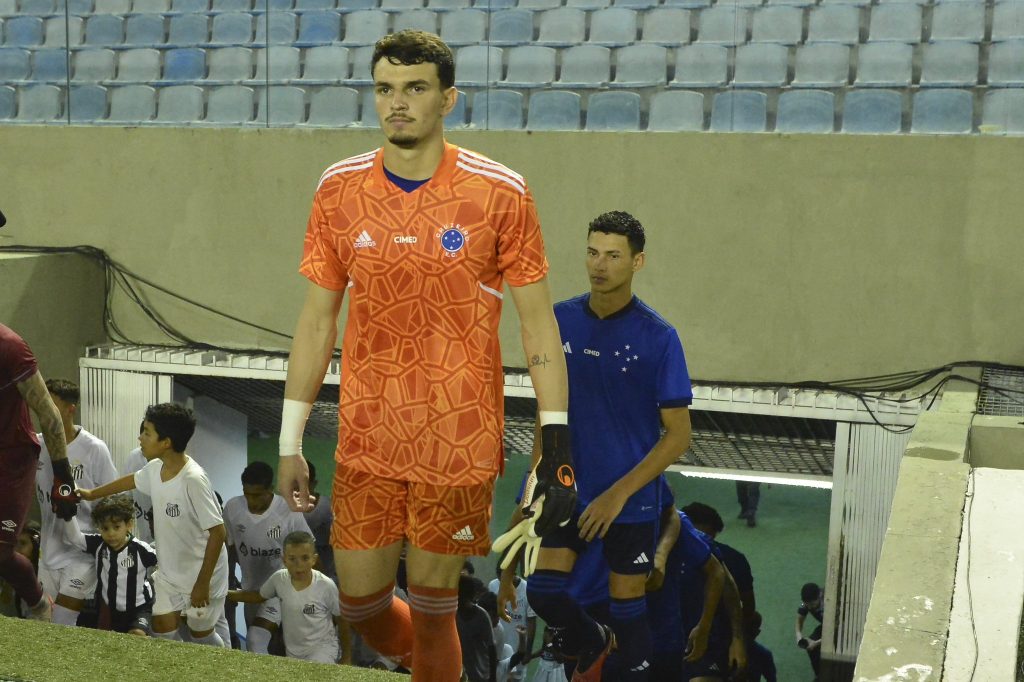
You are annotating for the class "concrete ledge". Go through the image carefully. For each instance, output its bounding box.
[969,416,1024,470]
[902,412,973,462]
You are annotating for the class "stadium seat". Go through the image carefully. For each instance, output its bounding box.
[84,15,123,46]
[17,84,61,121]
[380,0,421,9]
[500,45,555,87]
[31,48,67,81]
[982,89,1024,134]
[776,89,833,132]
[614,0,657,8]
[487,8,532,45]
[156,84,203,122]
[987,41,1024,87]
[297,12,341,45]
[206,46,252,82]
[567,0,608,9]
[300,44,349,82]
[518,0,558,10]
[709,90,766,132]
[211,0,250,10]
[993,2,1024,42]
[751,6,802,44]
[527,90,581,129]
[910,88,973,133]
[255,12,297,44]
[930,1,984,42]
[0,85,15,119]
[589,8,637,46]
[670,43,727,87]
[439,8,486,46]
[855,43,913,87]
[252,45,300,82]
[766,0,813,7]
[444,88,466,126]
[210,13,253,45]
[167,15,209,45]
[124,15,165,47]
[133,0,168,11]
[294,0,332,8]
[306,85,359,125]
[43,16,83,48]
[792,43,848,87]
[0,47,28,80]
[586,90,640,130]
[428,0,470,9]
[732,43,788,87]
[664,0,709,9]
[337,0,374,10]
[115,48,160,82]
[5,17,43,47]
[612,44,667,86]
[347,45,373,83]
[806,5,859,44]
[696,6,748,45]
[472,0,514,9]
[161,47,206,81]
[537,8,585,46]
[393,9,437,32]
[470,88,522,128]
[919,42,978,87]
[647,89,703,131]
[359,89,378,125]
[556,44,610,87]
[205,84,254,123]
[640,8,690,46]
[0,0,15,13]
[841,89,902,133]
[454,44,501,85]
[868,4,921,43]
[340,10,387,45]
[62,0,94,11]
[68,83,106,121]
[170,0,207,11]
[73,48,115,81]
[19,0,52,13]
[107,84,155,121]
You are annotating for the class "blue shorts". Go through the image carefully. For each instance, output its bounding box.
[540,516,658,575]
[683,635,731,681]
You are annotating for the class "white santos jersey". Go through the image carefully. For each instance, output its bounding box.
[259,569,340,662]
[223,495,312,591]
[35,427,118,570]
[120,447,154,544]
[134,456,228,597]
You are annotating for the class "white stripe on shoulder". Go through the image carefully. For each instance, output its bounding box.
[479,282,504,300]
[320,149,378,178]
[456,160,526,194]
[458,149,525,183]
[317,150,379,187]
[318,161,375,190]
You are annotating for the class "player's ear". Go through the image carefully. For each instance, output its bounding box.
[632,251,646,272]
[441,87,457,117]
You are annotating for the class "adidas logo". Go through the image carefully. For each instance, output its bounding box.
[630,660,650,672]
[562,341,572,354]
[354,230,377,248]
[633,552,650,565]
[452,525,475,542]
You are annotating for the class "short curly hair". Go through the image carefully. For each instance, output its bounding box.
[372,30,455,90]
[91,494,136,527]
[588,211,646,255]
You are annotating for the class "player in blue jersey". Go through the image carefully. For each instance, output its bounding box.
[517,211,693,682]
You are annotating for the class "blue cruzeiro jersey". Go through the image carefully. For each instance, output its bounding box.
[556,294,692,523]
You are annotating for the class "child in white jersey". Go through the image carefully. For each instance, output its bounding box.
[228,531,350,664]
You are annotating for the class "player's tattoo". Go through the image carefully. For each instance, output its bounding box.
[528,354,550,369]
[17,371,67,461]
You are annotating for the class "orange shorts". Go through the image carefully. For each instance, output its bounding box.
[331,464,494,556]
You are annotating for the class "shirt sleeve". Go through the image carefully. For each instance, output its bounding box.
[676,512,712,569]
[222,502,236,546]
[656,328,693,408]
[83,533,104,555]
[798,604,809,617]
[134,461,153,497]
[0,328,37,387]
[298,190,349,291]
[185,470,225,532]
[259,572,281,600]
[496,186,549,288]
[137,539,158,568]
[324,576,341,617]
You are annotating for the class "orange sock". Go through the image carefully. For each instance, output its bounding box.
[408,584,461,682]
[339,583,413,668]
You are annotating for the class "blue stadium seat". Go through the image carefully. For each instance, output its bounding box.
[751,6,802,44]
[821,0,867,8]
[537,8,585,46]
[167,15,209,45]
[380,0,421,9]
[62,0,96,14]
[161,47,206,81]
[841,89,902,133]
[647,89,703,131]
[360,88,378,125]
[911,88,973,134]
[205,84,254,123]
[210,13,253,45]
[206,46,252,82]
[586,90,640,130]
[766,0,813,7]
[855,43,912,87]
[115,48,160,82]
[982,89,1024,134]
[557,44,610,87]
[0,47,29,80]
[670,43,727,87]
[696,6,748,45]
[84,15,123,46]
[393,9,437,32]
[171,0,207,11]
[252,45,300,82]
[428,0,469,9]
[919,42,978,87]
[69,83,106,121]
[156,83,203,122]
[43,16,83,47]
[211,0,250,10]
[472,0,514,9]
[293,0,332,9]
[454,44,501,85]
[470,88,522,128]
[614,0,656,7]
[0,85,15,119]
[988,41,1024,87]
[31,48,67,81]
[612,44,667,87]
[340,10,386,45]
[439,8,485,46]
[709,90,766,132]
[992,2,1024,42]
[73,48,115,81]
[807,5,859,44]
[5,17,43,47]
[589,8,637,46]
[664,0,708,9]
[792,43,848,88]
[776,89,834,132]
[487,8,532,45]
[93,0,129,11]
[337,0,374,10]
[930,1,984,42]
[518,0,558,9]
[444,88,466,126]
[253,86,306,125]
[306,85,359,125]
[300,44,349,82]
[19,0,52,13]
[107,84,155,121]
[133,0,168,10]
[0,0,14,13]
[527,90,580,130]
[640,8,690,45]
[732,43,788,87]
[347,44,373,83]
[297,11,340,45]
[500,45,554,87]
[254,12,297,43]
[124,15,165,46]
[17,84,61,121]
[567,0,608,9]
[868,4,921,43]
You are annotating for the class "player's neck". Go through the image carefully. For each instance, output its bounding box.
[62,421,79,443]
[588,288,633,319]
[381,135,445,181]
[159,451,188,479]
[290,571,313,590]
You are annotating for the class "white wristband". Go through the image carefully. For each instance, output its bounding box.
[538,410,568,426]
[279,399,312,457]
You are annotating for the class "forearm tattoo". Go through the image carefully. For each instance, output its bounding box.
[528,354,550,369]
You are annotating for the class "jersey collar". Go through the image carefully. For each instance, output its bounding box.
[584,294,638,320]
[372,141,459,192]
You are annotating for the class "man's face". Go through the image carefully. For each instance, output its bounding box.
[242,484,274,514]
[138,421,167,460]
[373,59,455,149]
[99,519,131,551]
[283,543,317,577]
[586,231,643,295]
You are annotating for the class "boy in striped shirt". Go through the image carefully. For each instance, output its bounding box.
[63,494,157,636]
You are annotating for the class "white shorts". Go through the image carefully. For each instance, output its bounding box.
[297,647,340,664]
[152,570,225,633]
[40,560,98,601]
[243,598,282,627]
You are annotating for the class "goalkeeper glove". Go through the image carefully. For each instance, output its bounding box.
[524,424,577,536]
[50,458,81,521]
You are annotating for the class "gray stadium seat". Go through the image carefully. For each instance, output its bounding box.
[337,0,374,10]
[986,41,1024,87]
[297,12,341,45]
[487,8,532,45]
[586,90,640,130]
[807,5,860,44]
[664,0,709,8]
[43,16,83,48]
[792,43,848,87]
[841,89,902,133]
[133,0,168,12]
[439,8,486,46]
[536,8,585,46]
[776,89,834,132]
[500,45,555,87]
[107,84,155,121]
[472,0,514,9]
[614,0,657,7]
[470,88,522,128]
[19,0,52,12]
[0,85,15,119]
[254,12,297,44]
[161,47,206,81]
[930,1,984,42]
[910,89,973,134]
[993,2,1024,42]
[69,83,106,121]
[167,15,209,45]
[868,4,921,43]
[0,47,29,81]
[300,44,349,82]
[444,88,466,127]
[84,15,123,46]
[347,45,373,84]
[732,43,788,87]
[454,44,501,86]
[428,0,469,9]
[170,0,206,10]
[589,8,637,46]
[919,42,978,87]
[359,88,378,126]
[211,0,250,10]
[73,48,115,81]
[306,85,359,126]
[751,6,802,44]
[124,15,165,47]
[518,0,558,9]
[205,85,254,123]
[156,83,203,122]
[210,13,253,45]
[611,44,667,87]
[380,0,422,9]
[206,46,252,82]
[820,0,868,8]
[31,48,67,81]
[640,8,690,45]
[696,6,748,45]
[0,0,15,13]
[766,0,813,7]
[341,10,387,45]
[709,90,766,132]
[17,84,60,121]
[252,45,300,82]
[647,89,703,131]
[982,89,1024,134]
[556,44,610,87]
[393,9,437,33]
[293,0,332,9]
[527,90,580,129]
[5,17,43,47]
[855,43,913,87]
[670,43,727,87]
[567,0,608,9]
[115,48,160,82]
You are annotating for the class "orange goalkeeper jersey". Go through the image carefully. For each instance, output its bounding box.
[300,143,548,486]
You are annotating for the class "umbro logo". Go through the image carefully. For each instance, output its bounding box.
[562,341,572,354]
[633,552,650,565]
[452,526,475,542]
[1,520,15,532]
[354,230,376,248]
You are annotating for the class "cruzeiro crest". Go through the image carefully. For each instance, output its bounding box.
[437,224,468,258]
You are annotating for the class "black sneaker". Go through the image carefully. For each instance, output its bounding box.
[571,624,616,682]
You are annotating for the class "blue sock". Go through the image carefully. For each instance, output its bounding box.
[610,596,651,680]
[526,570,604,657]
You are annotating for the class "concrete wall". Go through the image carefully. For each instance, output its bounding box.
[3,126,1024,382]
